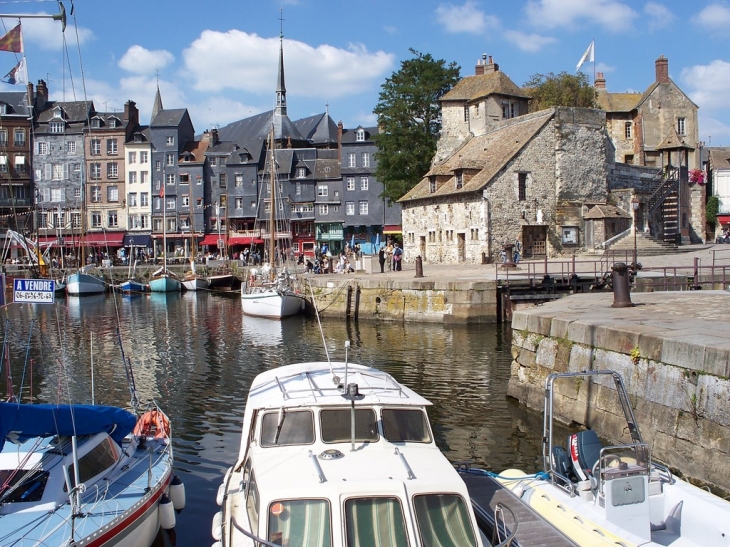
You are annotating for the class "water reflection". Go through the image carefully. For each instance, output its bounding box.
[1,292,544,546]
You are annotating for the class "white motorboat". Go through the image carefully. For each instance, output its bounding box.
[211,346,486,547]
[0,402,185,546]
[496,370,730,547]
[241,266,304,319]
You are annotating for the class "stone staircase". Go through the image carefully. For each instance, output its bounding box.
[607,231,678,256]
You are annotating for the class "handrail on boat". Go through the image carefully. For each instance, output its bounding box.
[231,514,281,547]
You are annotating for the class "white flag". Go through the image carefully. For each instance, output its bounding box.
[3,57,27,86]
[576,41,594,72]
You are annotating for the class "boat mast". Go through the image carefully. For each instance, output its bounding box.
[162,169,167,272]
[268,128,276,276]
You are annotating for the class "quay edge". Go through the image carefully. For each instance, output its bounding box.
[507,290,730,495]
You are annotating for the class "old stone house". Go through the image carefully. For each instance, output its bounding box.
[399,107,609,263]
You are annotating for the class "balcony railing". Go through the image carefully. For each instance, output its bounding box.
[0,198,31,207]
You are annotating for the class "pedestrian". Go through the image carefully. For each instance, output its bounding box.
[392,243,403,271]
[385,241,393,271]
[514,236,522,264]
[378,245,386,273]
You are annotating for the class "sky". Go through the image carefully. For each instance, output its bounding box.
[0,0,727,146]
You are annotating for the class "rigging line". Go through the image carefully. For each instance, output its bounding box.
[307,281,332,372]
[17,316,33,400]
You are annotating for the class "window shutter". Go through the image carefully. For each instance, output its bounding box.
[45,164,52,180]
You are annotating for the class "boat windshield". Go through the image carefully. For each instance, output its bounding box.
[63,436,120,492]
[260,410,315,447]
[345,497,407,547]
[0,470,50,503]
[413,493,478,547]
[267,499,332,547]
[382,409,432,443]
[320,408,378,443]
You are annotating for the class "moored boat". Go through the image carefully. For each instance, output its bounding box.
[119,278,148,293]
[66,268,107,296]
[494,370,730,547]
[211,347,485,547]
[149,270,182,293]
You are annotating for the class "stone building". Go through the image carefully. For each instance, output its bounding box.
[0,90,33,236]
[399,107,609,263]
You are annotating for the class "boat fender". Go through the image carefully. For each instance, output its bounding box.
[216,483,226,506]
[212,543,222,547]
[159,493,176,530]
[212,511,223,541]
[169,475,186,511]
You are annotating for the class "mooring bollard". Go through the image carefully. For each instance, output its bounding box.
[415,255,424,278]
[611,262,634,308]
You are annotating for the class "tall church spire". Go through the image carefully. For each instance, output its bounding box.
[275,8,287,117]
[151,79,163,124]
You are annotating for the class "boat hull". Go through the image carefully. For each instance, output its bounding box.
[66,272,106,295]
[241,289,304,319]
[119,280,148,293]
[182,277,207,291]
[207,274,234,289]
[149,276,182,293]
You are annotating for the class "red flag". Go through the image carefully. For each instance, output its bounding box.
[159,186,164,198]
[0,24,23,53]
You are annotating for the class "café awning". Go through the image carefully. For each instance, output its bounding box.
[82,232,125,247]
[383,224,402,234]
[200,234,226,246]
[228,237,264,245]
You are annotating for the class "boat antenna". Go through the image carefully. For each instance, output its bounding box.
[307,282,334,379]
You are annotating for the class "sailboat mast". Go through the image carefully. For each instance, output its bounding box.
[268,130,276,270]
[162,170,166,271]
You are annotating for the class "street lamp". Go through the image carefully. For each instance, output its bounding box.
[631,196,640,266]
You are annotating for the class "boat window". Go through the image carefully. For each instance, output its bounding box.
[382,409,432,443]
[246,468,260,534]
[0,470,50,503]
[320,408,378,443]
[413,493,477,547]
[261,410,315,447]
[64,436,119,491]
[345,497,408,547]
[268,499,332,547]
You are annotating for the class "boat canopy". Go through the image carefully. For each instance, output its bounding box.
[0,402,137,452]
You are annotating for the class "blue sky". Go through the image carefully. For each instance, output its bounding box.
[0,0,728,145]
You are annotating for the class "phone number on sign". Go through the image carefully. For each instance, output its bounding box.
[14,291,54,302]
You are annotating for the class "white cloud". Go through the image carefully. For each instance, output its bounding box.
[435,1,499,34]
[681,60,730,113]
[118,45,174,75]
[189,96,265,131]
[692,3,730,31]
[181,30,394,99]
[698,116,730,144]
[644,2,675,31]
[18,14,93,50]
[503,30,557,53]
[525,0,637,31]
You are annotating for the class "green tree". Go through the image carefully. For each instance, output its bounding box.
[374,49,460,202]
[706,195,719,229]
[524,71,596,113]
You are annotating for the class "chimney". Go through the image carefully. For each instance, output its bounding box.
[475,53,487,75]
[484,55,499,74]
[655,55,669,84]
[211,128,219,145]
[337,120,343,161]
[123,100,139,125]
[595,72,606,90]
[35,79,48,111]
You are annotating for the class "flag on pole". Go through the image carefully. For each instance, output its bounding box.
[0,24,23,53]
[576,40,594,72]
[3,58,26,86]
[159,185,164,198]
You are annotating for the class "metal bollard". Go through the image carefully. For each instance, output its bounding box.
[611,262,634,308]
[415,255,424,278]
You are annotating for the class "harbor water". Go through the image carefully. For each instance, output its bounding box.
[1,291,545,546]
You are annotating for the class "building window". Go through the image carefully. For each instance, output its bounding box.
[235,197,243,209]
[295,181,301,195]
[107,139,118,155]
[166,197,175,210]
[356,128,365,142]
[359,201,368,215]
[107,185,119,202]
[179,173,190,184]
[677,117,686,136]
[140,171,148,185]
[153,218,162,231]
[128,152,137,164]
[141,192,149,206]
[455,172,463,189]
[129,171,137,184]
[90,163,101,180]
[346,201,355,215]
[346,177,355,191]
[73,163,81,173]
[163,173,173,186]
[361,153,370,167]
[166,136,175,146]
[91,213,102,228]
[67,141,76,154]
[140,151,148,163]
[107,162,119,179]
[317,185,328,197]
[220,173,227,188]
[296,167,306,178]
[13,129,24,146]
[51,188,64,202]
[38,142,48,155]
[561,226,578,245]
[166,154,175,166]
[108,210,118,228]
[155,160,161,171]
[624,154,634,164]
[90,139,101,155]
[624,121,632,139]
[182,195,190,207]
[464,105,469,122]
[0,129,7,145]
[319,204,329,215]
[235,173,243,187]
[0,155,6,172]
[348,153,356,168]
[52,164,63,180]
[360,177,369,191]
[518,172,527,201]
[429,178,436,193]
[128,193,137,206]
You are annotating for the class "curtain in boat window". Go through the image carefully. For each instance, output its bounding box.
[345,497,408,547]
[413,493,477,547]
[267,499,331,547]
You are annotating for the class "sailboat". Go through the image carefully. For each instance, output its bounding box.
[181,233,206,291]
[241,128,304,319]
[149,183,181,293]
[118,258,148,294]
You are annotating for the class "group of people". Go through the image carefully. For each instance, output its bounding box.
[377,241,403,273]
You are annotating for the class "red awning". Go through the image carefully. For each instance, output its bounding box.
[81,232,125,247]
[200,234,226,246]
[383,224,402,234]
[718,215,730,225]
[228,237,265,245]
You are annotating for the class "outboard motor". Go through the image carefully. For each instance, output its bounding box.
[569,430,602,481]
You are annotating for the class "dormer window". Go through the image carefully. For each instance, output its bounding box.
[166,136,175,146]
[455,172,463,189]
[297,167,306,178]
[108,117,120,128]
[50,121,65,133]
[91,118,102,129]
[133,133,143,143]
[356,128,365,142]
[429,177,437,193]
[0,103,7,115]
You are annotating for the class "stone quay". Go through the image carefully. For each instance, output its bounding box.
[508,289,730,494]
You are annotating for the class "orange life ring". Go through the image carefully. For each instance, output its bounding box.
[133,410,171,439]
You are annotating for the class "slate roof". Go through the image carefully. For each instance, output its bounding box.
[709,148,730,169]
[314,158,340,179]
[584,204,631,220]
[400,109,554,203]
[294,113,338,146]
[0,91,30,116]
[36,101,93,123]
[341,126,378,143]
[151,108,187,127]
[441,71,531,103]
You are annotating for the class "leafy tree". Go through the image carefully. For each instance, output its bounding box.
[374,49,460,202]
[523,71,596,113]
[706,195,719,229]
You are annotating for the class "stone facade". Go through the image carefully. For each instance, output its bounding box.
[401,107,609,263]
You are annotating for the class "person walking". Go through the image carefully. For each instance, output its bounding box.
[378,245,386,273]
[392,243,403,271]
[514,236,522,264]
[385,241,393,271]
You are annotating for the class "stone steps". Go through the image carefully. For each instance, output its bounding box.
[607,231,679,256]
